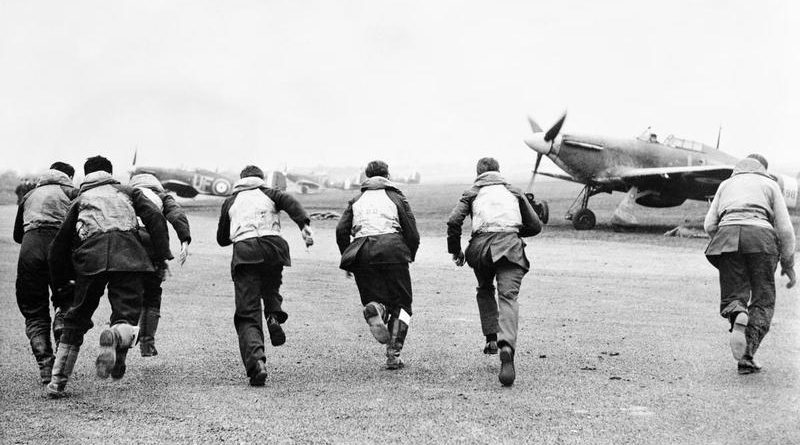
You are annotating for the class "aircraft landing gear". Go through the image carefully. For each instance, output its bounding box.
[525,193,549,224]
[572,208,596,230]
[566,184,608,230]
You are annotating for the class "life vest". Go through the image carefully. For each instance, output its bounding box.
[351,190,400,238]
[22,184,72,232]
[471,184,521,234]
[228,189,282,242]
[76,185,139,241]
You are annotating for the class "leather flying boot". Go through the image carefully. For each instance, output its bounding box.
[249,360,268,386]
[363,302,389,344]
[30,334,54,384]
[737,357,763,375]
[139,308,160,357]
[385,309,410,370]
[97,323,139,379]
[499,344,516,386]
[52,310,65,348]
[47,343,80,398]
[113,323,138,379]
[266,315,286,347]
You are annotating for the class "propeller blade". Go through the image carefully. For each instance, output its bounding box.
[132,147,138,167]
[528,116,543,133]
[544,112,567,142]
[526,152,544,193]
[533,152,543,180]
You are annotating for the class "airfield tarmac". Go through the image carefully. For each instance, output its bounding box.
[1,181,798,444]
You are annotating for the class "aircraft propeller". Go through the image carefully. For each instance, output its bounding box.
[544,112,567,142]
[527,111,566,187]
[528,116,543,134]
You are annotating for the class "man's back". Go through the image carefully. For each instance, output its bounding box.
[471,184,522,234]
[76,183,139,242]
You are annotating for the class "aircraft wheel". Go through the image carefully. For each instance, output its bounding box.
[572,208,596,230]
[538,201,550,225]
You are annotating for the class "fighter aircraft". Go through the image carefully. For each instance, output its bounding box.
[283,172,324,194]
[129,165,288,198]
[524,112,799,230]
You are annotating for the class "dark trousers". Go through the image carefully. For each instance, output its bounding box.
[142,271,163,310]
[353,263,413,316]
[60,271,145,347]
[717,252,779,359]
[16,229,64,340]
[473,259,526,351]
[233,263,286,377]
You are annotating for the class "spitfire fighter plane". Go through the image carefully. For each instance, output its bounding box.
[524,113,799,230]
[129,166,288,198]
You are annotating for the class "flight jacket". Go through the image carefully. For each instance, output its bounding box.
[216,177,310,276]
[336,176,420,270]
[130,173,192,260]
[49,171,173,288]
[704,158,795,268]
[447,172,542,271]
[13,169,79,243]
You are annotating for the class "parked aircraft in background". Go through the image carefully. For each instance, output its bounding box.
[393,171,422,184]
[524,112,799,230]
[284,172,324,194]
[130,150,423,198]
[129,165,287,198]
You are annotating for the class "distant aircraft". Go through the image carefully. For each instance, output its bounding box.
[284,172,324,194]
[393,171,422,184]
[524,112,799,230]
[130,166,288,198]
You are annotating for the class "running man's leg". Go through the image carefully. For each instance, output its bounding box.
[743,252,779,360]
[233,264,267,384]
[473,265,499,342]
[261,264,287,347]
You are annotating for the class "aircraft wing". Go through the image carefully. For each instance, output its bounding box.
[614,165,735,180]
[161,180,199,198]
[294,179,321,190]
[537,171,585,183]
[607,164,735,198]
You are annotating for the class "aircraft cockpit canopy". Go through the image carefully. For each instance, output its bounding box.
[663,135,706,152]
[637,128,659,143]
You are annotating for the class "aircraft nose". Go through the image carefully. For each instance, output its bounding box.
[525,134,551,155]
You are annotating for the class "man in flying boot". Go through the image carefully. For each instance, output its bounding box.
[216,165,313,386]
[447,157,542,386]
[704,154,796,374]
[14,162,79,384]
[336,161,420,370]
[47,156,172,397]
[129,173,191,357]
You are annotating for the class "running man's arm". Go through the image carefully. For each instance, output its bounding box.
[446,188,476,255]
[216,196,234,247]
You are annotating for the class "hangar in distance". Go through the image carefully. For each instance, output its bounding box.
[523,112,799,230]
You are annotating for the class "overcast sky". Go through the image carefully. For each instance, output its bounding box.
[1,0,799,179]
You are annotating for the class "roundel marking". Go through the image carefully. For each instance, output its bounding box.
[212,178,231,195]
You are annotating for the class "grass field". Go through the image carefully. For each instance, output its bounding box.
[1,181,799,444]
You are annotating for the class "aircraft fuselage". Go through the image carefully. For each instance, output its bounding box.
[541,133,739,202]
